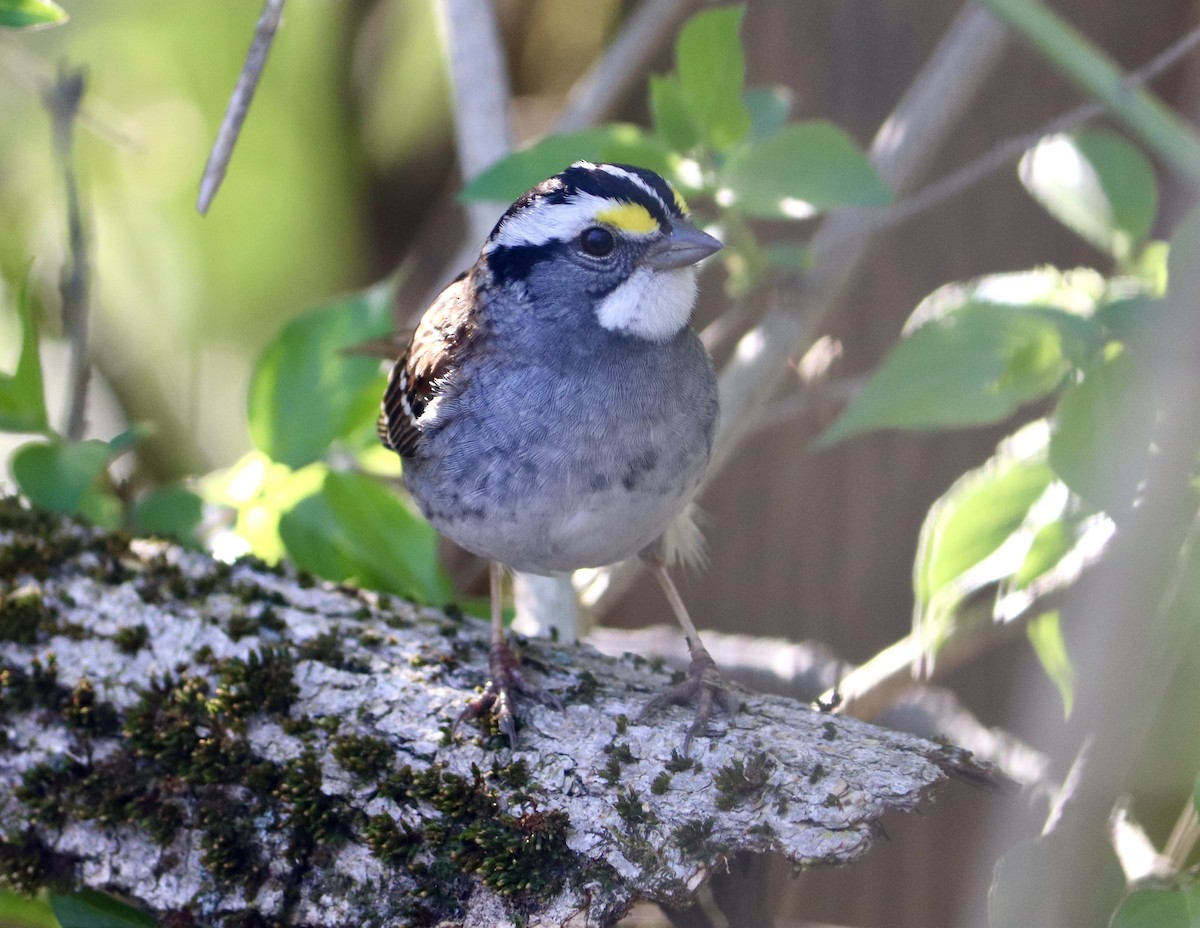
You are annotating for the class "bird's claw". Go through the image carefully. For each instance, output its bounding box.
[456,638,561,749]
[637,647,741,755]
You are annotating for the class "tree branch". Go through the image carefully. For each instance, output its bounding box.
[0,502,996,927]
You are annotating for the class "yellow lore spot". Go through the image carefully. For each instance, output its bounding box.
[595,202,659,235]
[669,184,689,215]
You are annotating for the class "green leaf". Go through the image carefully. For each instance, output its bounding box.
[459,125,674,204]
[0,0,68,28]
[50,889,156,928]
[1026,610,1074,717]
[0,272,50,434]
[12,439,113,515]
[132,484,204,547]
[674,5,751,150]
[1049,349,1153,513]
[0,891,59,928]
[817,304,1069,447]
[743,86,792,142]
[650,75,700,152]
[1014,518,1074,589]
[248,281,394,469]
[915,430,1054,604]
[279,471,450,603]
[1110,889,1191,928]
[719,121,891,220]
[1019,129,1158,263]
[1095,296,1162,341]
[1194,769,1200,816]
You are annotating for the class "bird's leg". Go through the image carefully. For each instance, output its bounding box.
[637,559,741,754]
[457,562,560,749]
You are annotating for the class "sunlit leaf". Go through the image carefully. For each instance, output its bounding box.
[248,281,394,469]
[1049,349,1153,513]
[719,122,891,219]
[12,439,114,517]
[674,5,751,150]
[817,305,1069,447]
[1110,889,1191,928]
[0,890,59,928]
[0,272,50,434]
[1014,518,1073,589]
[0,0,68,28]
[649,75,699,152]
[915,427,1054,605]
[50,889,156,928]
[279,470,450,603]
[1019,129,1158,263]
[1026,610,1074,717]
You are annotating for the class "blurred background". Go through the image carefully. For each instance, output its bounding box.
[2,1,1199,926]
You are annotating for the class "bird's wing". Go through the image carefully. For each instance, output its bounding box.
[378,272,478,458]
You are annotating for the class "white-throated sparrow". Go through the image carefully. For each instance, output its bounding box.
[379,161,738,749]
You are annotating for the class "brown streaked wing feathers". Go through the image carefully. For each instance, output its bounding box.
[378,273,478,458]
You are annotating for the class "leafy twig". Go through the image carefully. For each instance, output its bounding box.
[44,63,91,441]
[196,0,287,215]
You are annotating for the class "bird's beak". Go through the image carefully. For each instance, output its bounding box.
[639,222,723,270]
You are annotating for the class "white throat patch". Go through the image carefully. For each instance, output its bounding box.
[595,265,698,342]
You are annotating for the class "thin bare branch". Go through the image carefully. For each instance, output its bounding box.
[817,20,1200,254]
[44,64,91,441]
[435,0,513,242]
[554,0,697,133]
[196,0,286,215]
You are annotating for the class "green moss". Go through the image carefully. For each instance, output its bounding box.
[713,752,774,811]
[599,741,635,787]
[650,772,671,795]
[615,788,656,827]
[364,814,422,864]
[199,800,264,889]
[0,654,68,715]
[296,630,369,673]
[226,613,260,641]
[822,721,838,741]
[0,587,55,644]
[0,829,75,895]
[62,678,120,737]
[567,669,600,704]
[112,624,150,654]
[332,733,393,780]
[613,714,628,735]
[278,749,348,861]
[216,648,298,719]
[808,762,826,784]
[672,816,718,859]
[664,749,695,773]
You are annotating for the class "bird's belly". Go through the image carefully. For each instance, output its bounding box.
[407,449,705,574]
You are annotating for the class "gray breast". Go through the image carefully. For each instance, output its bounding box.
[403,328,718,573]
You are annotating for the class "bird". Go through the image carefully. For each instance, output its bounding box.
[378,161,739,750]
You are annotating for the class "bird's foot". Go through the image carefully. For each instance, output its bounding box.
[457,637,562,749]
[637,646,741,755]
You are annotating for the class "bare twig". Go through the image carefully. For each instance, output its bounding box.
[434,0,513,243]
[553,0,697,133]
[44,64,91,441]
[196,0,286,215]
[817,20,1200,254]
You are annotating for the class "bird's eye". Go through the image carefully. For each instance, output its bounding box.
[579,227,615,257]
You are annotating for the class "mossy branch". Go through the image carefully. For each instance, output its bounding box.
[0,500,995,928]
